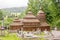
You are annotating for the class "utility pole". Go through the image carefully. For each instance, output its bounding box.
[1,16,5,36]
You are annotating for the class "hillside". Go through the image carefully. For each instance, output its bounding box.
[1,7,27,13]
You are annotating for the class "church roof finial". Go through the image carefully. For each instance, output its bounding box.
[40,7,42,10]
[27,8,32,14]
[37,7,44,14]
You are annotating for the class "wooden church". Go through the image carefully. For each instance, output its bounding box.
[9,16,23,30]
[37,7,50,31]
[9,7,50,31]
[23,10,40,31]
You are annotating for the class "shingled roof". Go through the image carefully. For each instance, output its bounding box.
[37,7,44,14]
[24,11,36,19]
[10,17,23,26]
[23,10,40,23]
[37,7,49,26]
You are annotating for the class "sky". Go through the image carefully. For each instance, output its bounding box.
[0,0,28,9]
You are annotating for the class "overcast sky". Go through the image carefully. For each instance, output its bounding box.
[0,0,28,9]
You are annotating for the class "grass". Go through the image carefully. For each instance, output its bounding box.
[0,30,45,40]
[0,30,20,40]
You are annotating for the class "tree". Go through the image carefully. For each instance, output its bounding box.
[0,10,3,20]
[27,0,40,15]
[40,0,57,27]
[27,0,60,28]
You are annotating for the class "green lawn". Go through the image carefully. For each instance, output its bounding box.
[0,33,20,40]
[0,31,20,40]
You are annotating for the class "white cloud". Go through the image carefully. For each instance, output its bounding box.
[0,0,28,9]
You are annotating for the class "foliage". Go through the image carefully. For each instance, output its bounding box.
[0,10,3,26]
[4,16,13,27]
[56,20,60,30]
[40,0,57,26]
[0,31,20,40]
[0,0,60,29]
[27,0,60,28]
[27,0,40,15]
[0,10,3,20]
[0,21,1,25]
[19,11,26,19]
